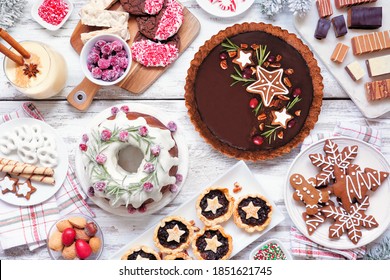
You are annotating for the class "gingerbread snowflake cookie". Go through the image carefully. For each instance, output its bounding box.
[196,186,234,226]
[153,216,193,254]
[233,194,272,233]
[0,174,18,194]
[192,225,232,260]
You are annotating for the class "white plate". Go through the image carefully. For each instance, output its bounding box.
[110,161,285,259]
[0,118,69,206]
[294,0,390,118]
[75,103,189,217]
[284,137,390,249]
[31,0,74,31]
[196,0,255,18]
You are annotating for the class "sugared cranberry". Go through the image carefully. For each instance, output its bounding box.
[127,205,136,214]
[292,88,302,97]
[219,52,228,60]
[268,55,275,62]
[79,144,87,151]
[249,98,259,109]
[138,205,147,213]
[287,119,297,128]
[252,135,264,146]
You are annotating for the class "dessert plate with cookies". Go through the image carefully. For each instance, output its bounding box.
[0,118,69,206]
[285,137,390,249]
[110,161,285,260]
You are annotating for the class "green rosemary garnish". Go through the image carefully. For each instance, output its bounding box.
[252,101,263,116]
[221,37,239,52]
[230,66,256,86]
[286,96,302,111]
[261,125,282,144]
[256,45,270,66]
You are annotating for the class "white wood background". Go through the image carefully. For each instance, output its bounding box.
[0,0,389,260]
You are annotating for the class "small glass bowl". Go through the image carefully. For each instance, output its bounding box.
[249,238,292,260]
[47,213,104,260]
[31,0,74,31]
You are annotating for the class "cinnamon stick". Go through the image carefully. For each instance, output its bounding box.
[0,28,30,59]
[0,42,24,66]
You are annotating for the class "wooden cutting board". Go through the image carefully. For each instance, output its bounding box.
[68,2,200,110]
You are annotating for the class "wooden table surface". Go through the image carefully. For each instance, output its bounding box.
[0,0,389,260]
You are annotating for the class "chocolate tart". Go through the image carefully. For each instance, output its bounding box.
[185,22,323,160]
[121,246,161,260]
[192,225,233,260]
[233,194,273,233]
[163,252,192,260]
[196,186,234,226]
[153,216,193,254]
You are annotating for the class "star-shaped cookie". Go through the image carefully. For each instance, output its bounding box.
[232,49,253,70]
[0,175,18,194]
[204,235,222,253]
[271,107,293,129]
[241,201,260,219]
[166,224,185,243]
[16,180,36,200]
[246,66,289,107]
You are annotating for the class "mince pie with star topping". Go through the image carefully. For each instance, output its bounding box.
[233,194,273,233]
[196,186,234,226]
[153,216,193,254]
[121,246,161,260]
[163,252,192,260]
[192,225,233,260]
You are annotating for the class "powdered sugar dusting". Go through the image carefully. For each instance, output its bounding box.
[144,0,165,15]
[131,39,179,67]
[155,0,184,41]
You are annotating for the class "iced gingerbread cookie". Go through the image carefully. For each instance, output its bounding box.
[0,175,18,194]
[302,211,326,235]
[333,164,389,211]
[136,0,183,41]
[131,32,180,67]
[322,196,378,244]
[120,0,165,15]
[15,180,37,200]
[290,174,331,215]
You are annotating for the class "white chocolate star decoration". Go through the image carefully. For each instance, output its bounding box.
[204,235,222,253]
[242,202,261,219]
[232,49,254,70]
[271,107,293,129]
[166,224,185,243]
[246,66,289,107]
[204,196,223,214]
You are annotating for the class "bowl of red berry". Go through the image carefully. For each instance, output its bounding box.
[80,34,131,86]
[47,214,104,260]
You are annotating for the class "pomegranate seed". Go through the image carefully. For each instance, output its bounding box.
[219,52,228,60]
[249,98,259,109]
[252,135,264,146]
[268,55,276,62]
[287,119,297,128]
[292,88,302,97]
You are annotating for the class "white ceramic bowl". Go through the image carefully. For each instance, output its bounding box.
[80,34,132,86]
[249,238,292,260]
[31,0,74,31]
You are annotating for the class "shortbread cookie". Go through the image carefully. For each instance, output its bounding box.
[136,0,183,41]
[120,0,165,15]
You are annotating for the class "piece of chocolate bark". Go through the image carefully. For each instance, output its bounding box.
[347,6,382,29]
[314,18,331,40]
[366,55,390,77]
[345,61,365,81]
[365,79,390,101]
[332,15,348,37]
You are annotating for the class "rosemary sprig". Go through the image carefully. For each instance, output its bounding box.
[252,101,263,116]
[256,45,270,66]
[221,37,239,52]
[261,125,282,144]
[286,96,302,111]
[230,66,256,86]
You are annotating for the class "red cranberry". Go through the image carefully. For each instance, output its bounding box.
[219,52,228,60]
[252,135,264,146]
[268,55,275,62]
[79,144,87,152]
[242,68,253,79]
[292,88,302,97]
[287,119,297,128]
[249,98,259,109]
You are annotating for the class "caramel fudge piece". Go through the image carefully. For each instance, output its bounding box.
[314,18,331,40]
[331,43,349,63]
[366,55,390,77]
[347,6,382,29]
[332,15,348,37]
[316,0,333,18]
[351,30,390,55]
[365,79,390,101]
[345,61,365,81]
[335,0,377,9]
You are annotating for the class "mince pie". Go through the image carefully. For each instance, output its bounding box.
[192,225,232,260]
[121,246,161,260]
[163,252,192,260]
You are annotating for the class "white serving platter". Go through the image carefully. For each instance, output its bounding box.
[110,161,285,259]
[284,137,390,249]
[294,0,390,118]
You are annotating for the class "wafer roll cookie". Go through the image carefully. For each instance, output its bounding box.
[0,163,54,176]
[0,157,26,166]
[17,173,55,185]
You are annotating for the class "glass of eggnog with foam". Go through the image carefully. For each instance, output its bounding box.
[3,41,67,99]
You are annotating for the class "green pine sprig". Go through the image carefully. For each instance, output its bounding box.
[256,45,270,66]
[230,66,256,86]
[221,37,239,52]
[261,125,282,144]
[286,96,302,111]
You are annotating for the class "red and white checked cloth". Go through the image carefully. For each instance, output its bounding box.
[290,122,382,260]
[0,102,94,251]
